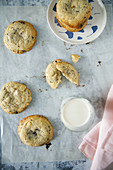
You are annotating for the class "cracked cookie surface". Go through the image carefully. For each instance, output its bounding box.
[56,62,79,85]
[17,115,53,147]
[0,82,32,114]
[46,59,62,89]
[4,20,37,54]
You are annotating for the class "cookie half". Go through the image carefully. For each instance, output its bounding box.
[46,59,62,89]
[56,62,79,85]
[4,20,37,54]
[17,115,53,147]
[0,82,32,114]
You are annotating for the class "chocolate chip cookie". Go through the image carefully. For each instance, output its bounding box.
[17,115,53,147]
[4,20,37,54]
[56,0,91,32]
[0,82,32,114]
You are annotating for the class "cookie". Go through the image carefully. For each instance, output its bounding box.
[0,82,32,114]
[56,62,79,85]
[72,54,81,63]
[46,59,62,89]
[57,0,91,30]
[4,20,37,54]
[17,115,53,147]
[56,14,88,32]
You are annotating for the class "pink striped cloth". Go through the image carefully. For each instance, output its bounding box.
[79,85,113,170]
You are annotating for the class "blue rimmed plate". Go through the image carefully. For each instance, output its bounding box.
[47,0,107,44]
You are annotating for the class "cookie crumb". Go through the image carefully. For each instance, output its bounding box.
[42,75,46,79]
[70,44,75,46]
[68,86,71,89]
[38,89,43,92]
[66,48,71,50]
[76,84,85,87]
[64,42,66,46]
[46,142,52,150]
[25,75,29,78]
[97,61,102,67]
[81,49,83,53]
[72,54,81,63]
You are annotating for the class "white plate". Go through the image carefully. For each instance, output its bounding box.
[47,0,107,44]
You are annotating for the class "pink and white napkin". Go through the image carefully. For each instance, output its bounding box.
[79,85,113,170]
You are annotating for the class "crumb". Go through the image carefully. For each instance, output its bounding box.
[68,86,71,89]
[81,49,83,53]
[42,75,46,79]
[25,75,29,78]
[72,54,81,63]
[46,143,52,150]
[70,44,75,46]
[45,89,48,91]
[66,48,71,50]
[76,84,85,87]
[38,89,43,92]
[97,61,102,67]
[31,76,39,78]
[64,42,66,46]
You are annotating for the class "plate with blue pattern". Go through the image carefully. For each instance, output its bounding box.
[47,0,107,44]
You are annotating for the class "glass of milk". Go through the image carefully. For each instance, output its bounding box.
[61,97,95,132]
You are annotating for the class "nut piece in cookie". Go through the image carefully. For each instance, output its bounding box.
[56,62,79,85]
[72,54,81,63]
[17,115,53,147]
[4,20,37,54]
[0,82,32,114]
[46,59,62,89]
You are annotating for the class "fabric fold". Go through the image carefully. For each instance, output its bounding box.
[79,85,113,170]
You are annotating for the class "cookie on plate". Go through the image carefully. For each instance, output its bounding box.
[0,82,32,114]
[17,115,53,147]
[4,20,37,54]
[56,62,79,85]
[46,59,62,89]
[56,14,88,32]
[56,0,91,32]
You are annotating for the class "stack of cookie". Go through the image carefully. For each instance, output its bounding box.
[56,0,92,32]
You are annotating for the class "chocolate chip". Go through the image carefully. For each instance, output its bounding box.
[32,131,37,136]
[19,21,25,24]
[46,143,52,150]
[32,36,34,39]
[12,21,16,24]
[22,50,26,52]
[36,128,40,131]
[15,111,18,114]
